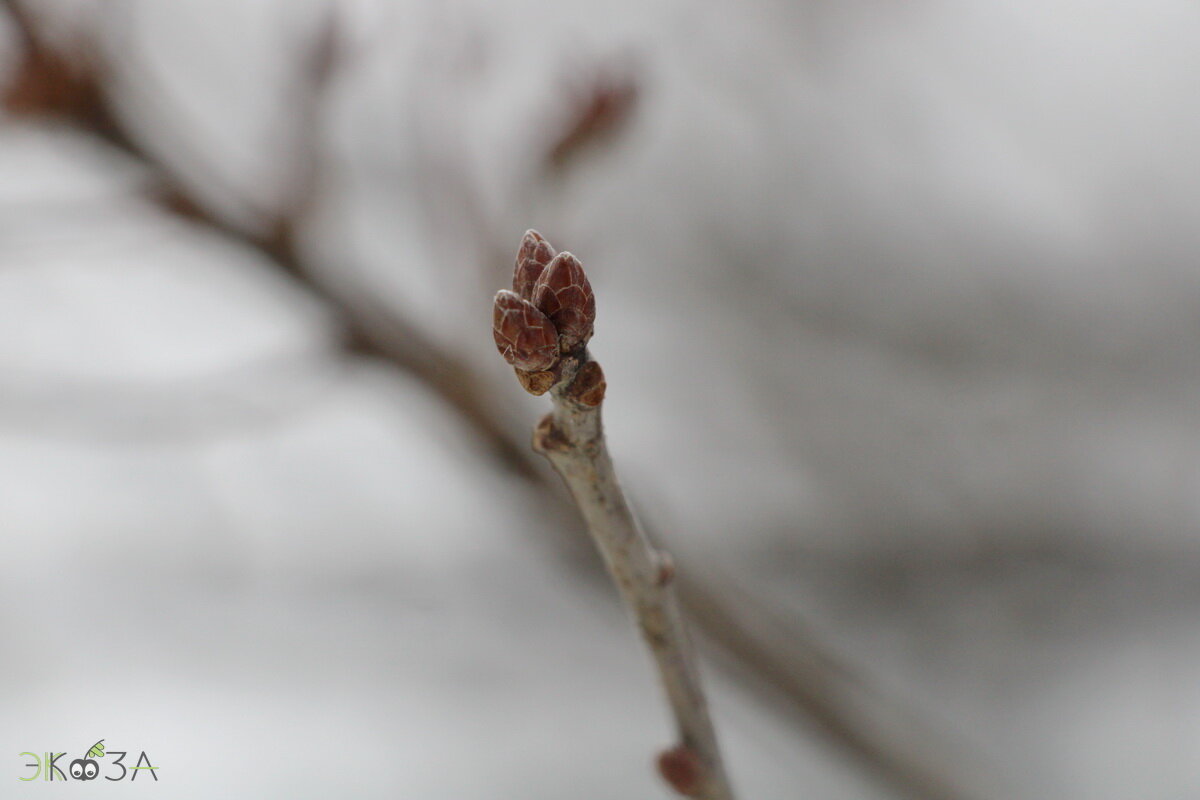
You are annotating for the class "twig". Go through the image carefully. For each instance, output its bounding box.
[1,9,997,796]
[0,0,542,481]
[494,232,734,799]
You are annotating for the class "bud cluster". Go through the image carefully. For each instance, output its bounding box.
[493,230,597,394]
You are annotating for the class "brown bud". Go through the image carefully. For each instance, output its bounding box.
[514,367,557,396]
[566,360,606,407]
[654,551,676,586]
[532,251,596,352]
[513,230,556,300]
[656,745,703,796]
[493,290,559,371]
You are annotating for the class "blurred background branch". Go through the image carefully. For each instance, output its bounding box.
[0,3,1010,798]
[6,1,1198,798]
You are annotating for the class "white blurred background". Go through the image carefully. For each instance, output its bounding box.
[4,1,1200,797]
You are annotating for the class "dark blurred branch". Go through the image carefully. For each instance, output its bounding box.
[0,0,539,479]
[1,0,112,134]
[545,71,638,174]
[0,5,1001,798]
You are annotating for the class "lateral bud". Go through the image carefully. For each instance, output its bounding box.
[566,360,606,407]
[656,744,704,797]
[654,551,676,586]
[514,367,557,396]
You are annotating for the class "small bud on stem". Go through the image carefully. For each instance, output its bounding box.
[565,360,606,407]
[657,745,705,796]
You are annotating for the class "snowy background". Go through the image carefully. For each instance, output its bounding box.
[3,0,1200,797]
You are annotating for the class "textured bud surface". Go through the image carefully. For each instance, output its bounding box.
[513,230,556,300]
[532,251,596,351]
[493,290,560,371]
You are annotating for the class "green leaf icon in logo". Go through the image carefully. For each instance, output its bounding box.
[86,740,105,760]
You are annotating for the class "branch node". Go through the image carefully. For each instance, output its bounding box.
[565,359,606,407]
[532,413,571,454]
